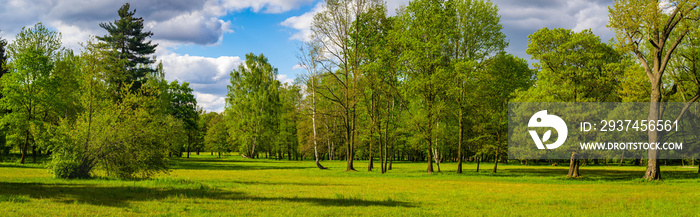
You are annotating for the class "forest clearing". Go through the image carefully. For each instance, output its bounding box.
[1,154,698,216]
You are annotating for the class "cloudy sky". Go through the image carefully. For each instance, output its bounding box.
[0,0,614,112]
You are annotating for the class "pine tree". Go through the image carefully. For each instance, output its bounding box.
[97,3,157,92]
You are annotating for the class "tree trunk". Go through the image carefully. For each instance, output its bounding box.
[426,99,434,174]
[312,88,326,170]
[476,154,481,172]
[457,108,463,173]
[326,124,333,161]
[388,146,393,170]
[567,152,581,178]
[619,149,624,166]
[493,153,498,173]
[426,136,434,174]
[346,114,356,171]
[218,152,221,158]
[433,147,441,172]
[32,145,36,163]
[20,132,28,164]
[368,152,373,171]
[644,99,662,180]
[314,145,326,169]
[368,103,375,172]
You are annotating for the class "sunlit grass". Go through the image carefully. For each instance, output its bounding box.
[1,154,699,216]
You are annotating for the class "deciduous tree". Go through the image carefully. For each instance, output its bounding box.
[226,53,280,159]
[394,0,453,173]
[1,23,62,164]
[608,0,700,180]
[520,27,623,177]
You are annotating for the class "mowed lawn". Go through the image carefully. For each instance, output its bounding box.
[1,155,699,216]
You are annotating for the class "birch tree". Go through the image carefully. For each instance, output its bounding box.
[311,0,382,171]
[226,53,281,159]
[298,41,328,169]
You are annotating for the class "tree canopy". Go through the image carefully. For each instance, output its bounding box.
[97,3,158,93]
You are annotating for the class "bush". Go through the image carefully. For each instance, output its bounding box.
[48,87,172,180]
[49,159,85,179]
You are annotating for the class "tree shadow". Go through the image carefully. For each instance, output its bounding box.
[170,161,311,171]
[0,182,414,208]
[253,196,416,207]
[502,167,699,181]
[169,157,312,171]
[171,158,314,170]
[230,180,348,187]
[0,164,43,169]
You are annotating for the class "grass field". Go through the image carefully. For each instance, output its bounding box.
[1,154,699,216]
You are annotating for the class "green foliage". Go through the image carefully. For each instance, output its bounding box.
[0,34,9,159]
[204,112,229,157]
[394,0,455,172]
[0,23,63,164]
[477,53,533,162]
[520,27,623,102]
[513,28,625,168]
[97,3,157,92]
[45,39,170,179]
[166,81,198,156]
[226,53,281,158]
[278,84,301,159]
[49,86,171,179]
[0,32,7,79]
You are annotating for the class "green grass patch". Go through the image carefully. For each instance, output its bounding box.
[0,154,699,216]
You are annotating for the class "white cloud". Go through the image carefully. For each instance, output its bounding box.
[281,2,325,42]
[158,53,243,112]
[281,1,411,42]
[157,53,297,112]
[194,92,227,113]
[385,0,411,16]
[48,21,94,52]
[494,0,615,63]
[496,0,613,38]
[277,74,295,85]
[146,10,232,45]
[292,63,305,70]
[571,2,614,40]
[0,0,315,50]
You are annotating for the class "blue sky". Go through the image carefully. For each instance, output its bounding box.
[171,6,313,77]
[0,0,614,112]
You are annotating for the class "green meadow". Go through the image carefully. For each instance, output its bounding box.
[1,154,699,216]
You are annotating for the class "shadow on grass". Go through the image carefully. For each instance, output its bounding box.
[501,167,699,181]
[0,163,44,169]
[169,157,313,171]
[0,182,413,208]
[253,195,416,207]
[230,180,348,187]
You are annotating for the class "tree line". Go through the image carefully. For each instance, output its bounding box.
[221,0,700,180]
[1,0,699,181]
